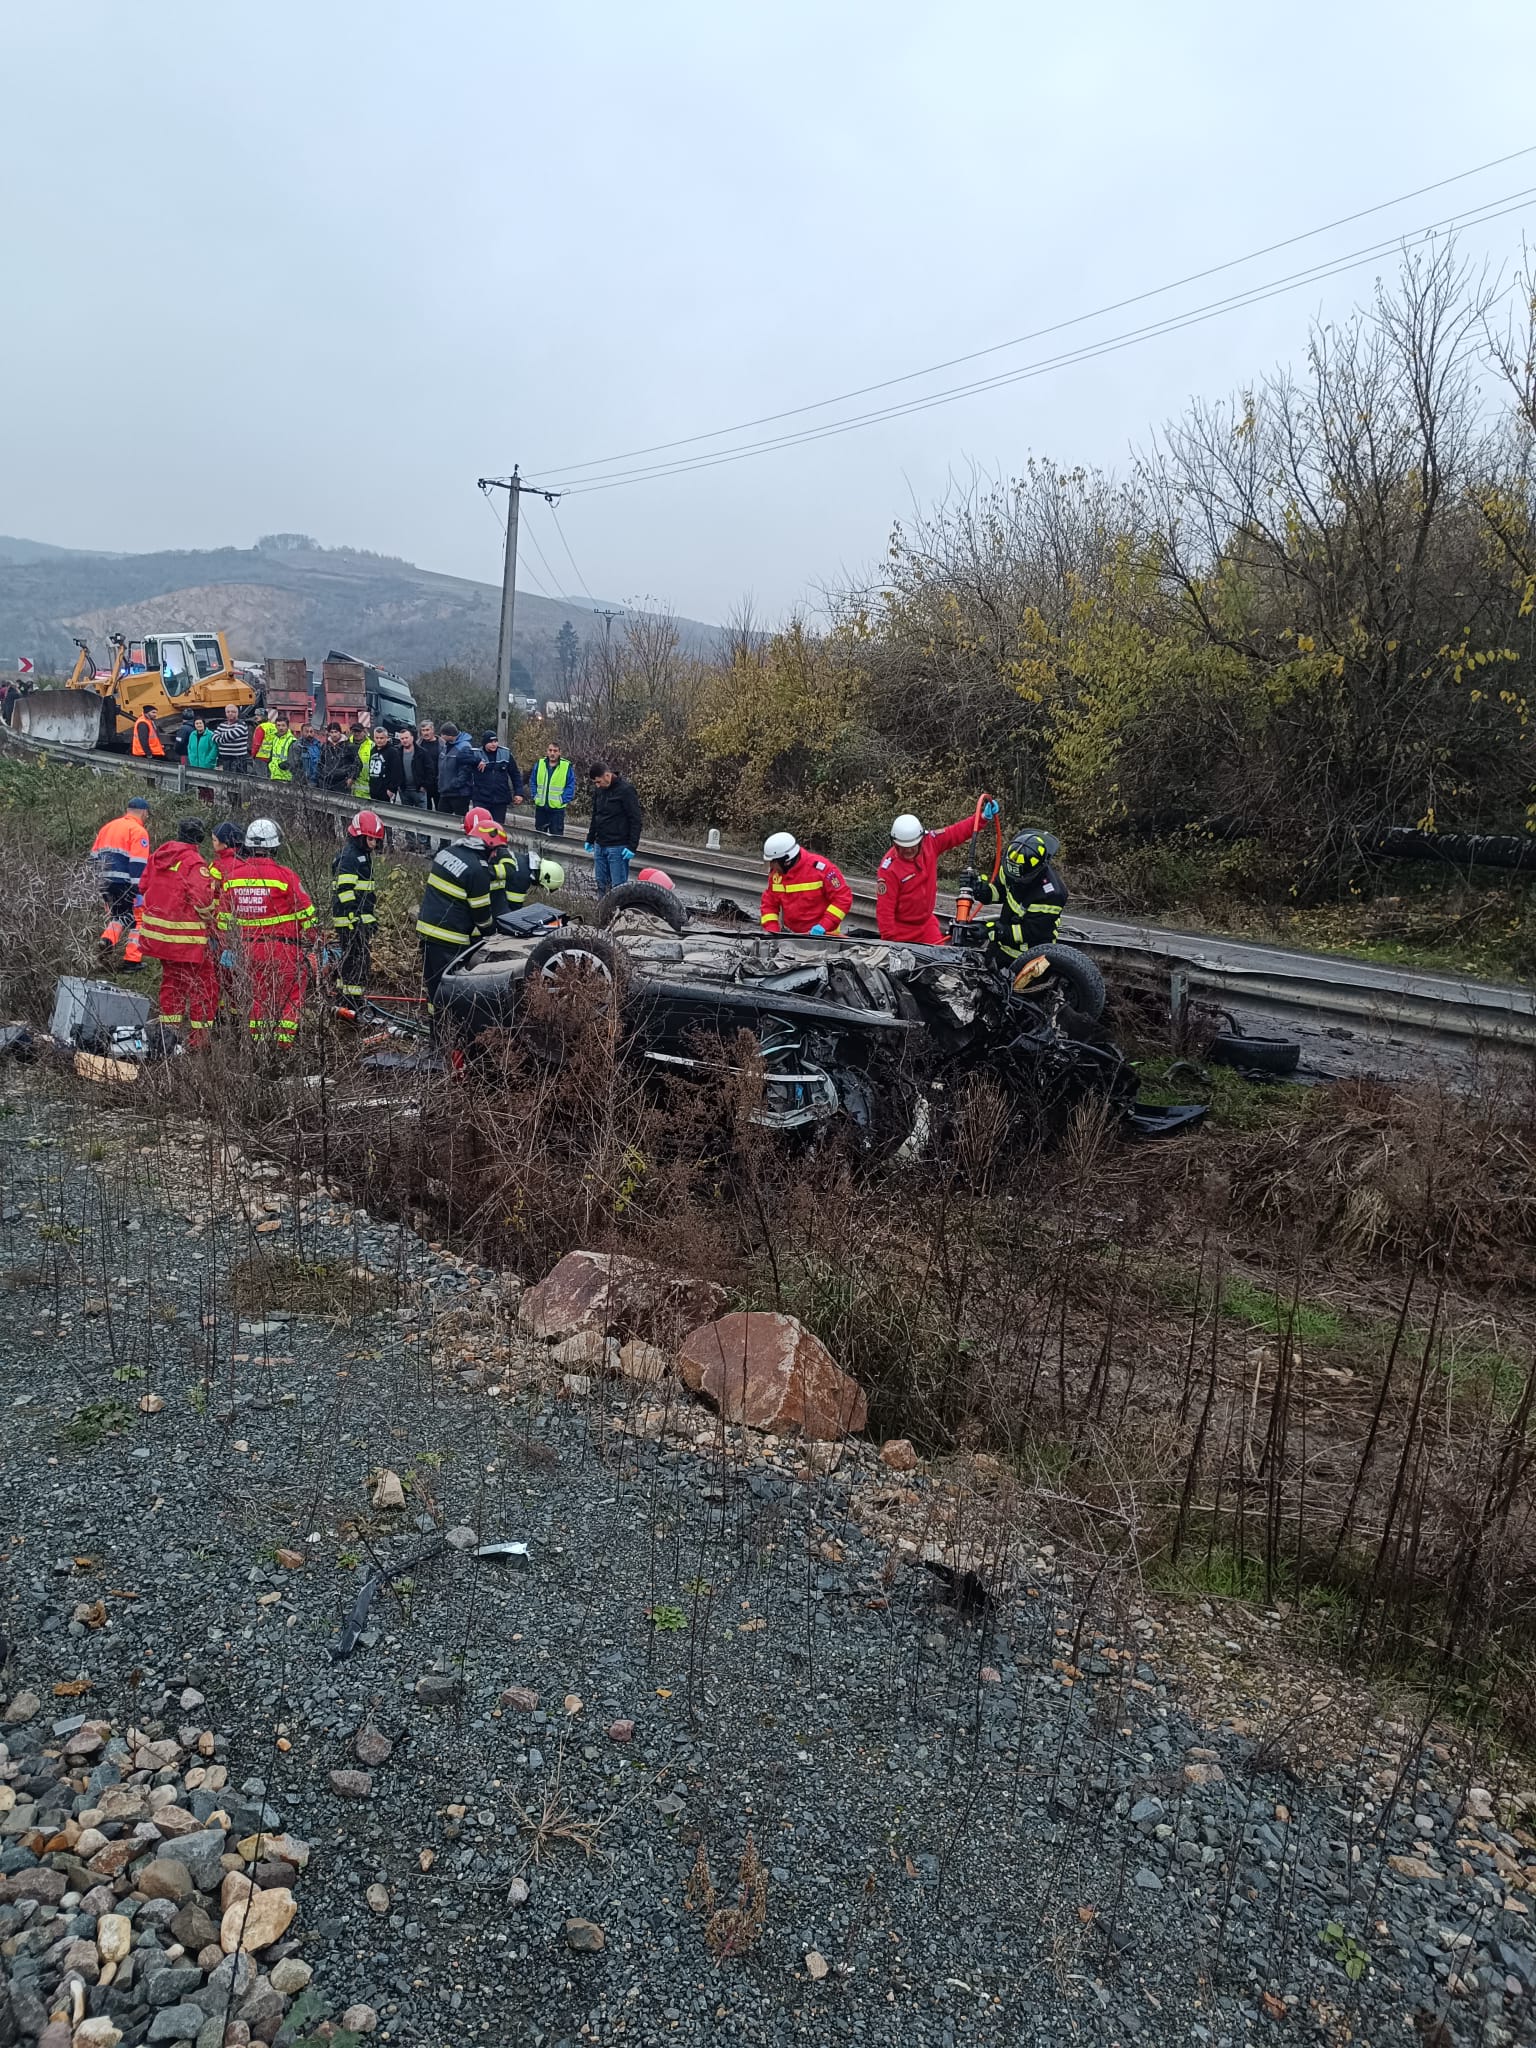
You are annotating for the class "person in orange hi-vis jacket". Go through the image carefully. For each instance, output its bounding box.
[89,796,152,966]
[759,832,853,936]
[215,816,316,1047]
[137,817,219,1045]
[875,803,998,945]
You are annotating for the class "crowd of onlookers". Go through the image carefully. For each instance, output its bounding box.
[185,708,604,839]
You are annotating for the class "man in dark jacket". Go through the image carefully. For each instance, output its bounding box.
[585,762,643,895]
[317,724,353,792]
[416,721,442,808]
[437,725,478,818]
[474,733,524,822]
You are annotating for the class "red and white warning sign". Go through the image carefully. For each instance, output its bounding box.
[16,657,34,677]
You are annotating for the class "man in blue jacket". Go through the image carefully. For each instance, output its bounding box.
[437,724,479,818]
[474,732,525,823]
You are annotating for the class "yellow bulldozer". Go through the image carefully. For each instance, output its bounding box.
[16,629,256,750]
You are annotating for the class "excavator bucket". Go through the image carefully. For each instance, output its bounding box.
[14,692,110,750]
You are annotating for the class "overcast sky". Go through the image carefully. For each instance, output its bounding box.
[6,1,1536,623]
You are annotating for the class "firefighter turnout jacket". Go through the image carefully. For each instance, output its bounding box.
[331,842,377,933]
[975,859,1068,957]
[875,816,976,945]
[760,848,854,935]
[137,840,217,960]
[416,838,496,953]
[216,857,316,948]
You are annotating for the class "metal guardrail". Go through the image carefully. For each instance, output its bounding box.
[5,726,1534,1051]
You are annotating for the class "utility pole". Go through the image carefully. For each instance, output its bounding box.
[478,467,559,744]
[592,605,624,648]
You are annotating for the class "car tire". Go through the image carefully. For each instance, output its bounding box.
[1036,942,1106,1024]
[521,930,629,1066]
[526,929,629,997]
[1209,1031,1301,1076]
[594,880,689,932]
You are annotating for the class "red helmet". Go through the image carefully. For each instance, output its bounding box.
[349,809,385,841]
[636,866,674,890]
[462,805,508,848]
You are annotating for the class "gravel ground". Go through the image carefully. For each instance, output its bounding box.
[0,1077,1533,2048]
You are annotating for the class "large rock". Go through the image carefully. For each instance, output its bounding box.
[219,1884,296,1954]
[155,1828,227,1893]
[677,1312,866,1439]
[519,1250,725,1346]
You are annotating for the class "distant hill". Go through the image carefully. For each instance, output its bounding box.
[0,535,719,688]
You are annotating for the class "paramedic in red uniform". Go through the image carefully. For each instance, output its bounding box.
[216,816,315,1047]
[759,832,854,936]
[137,817,219,1045]
[875,802,998,945]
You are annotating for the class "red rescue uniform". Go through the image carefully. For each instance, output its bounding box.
[217,855,316,1046]
[875,816,976,945]
[760,849,853,935]
[138,838,219,1044]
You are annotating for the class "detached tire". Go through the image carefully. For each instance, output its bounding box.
[595,880,689,932]
[1037,942,1106,1025]
[1210,1031,1301,1077]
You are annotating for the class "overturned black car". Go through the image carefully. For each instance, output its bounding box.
[433,882,1204,1157]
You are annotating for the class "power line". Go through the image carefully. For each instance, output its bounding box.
[520,518,569,602]
[546,501,598,603]
[549,187,1536,496]
[527,142,1536,483]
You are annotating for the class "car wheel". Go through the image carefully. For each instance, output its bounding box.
[595,881,689,932]
[1034,942,1106,1029]
[521,930,629,1065]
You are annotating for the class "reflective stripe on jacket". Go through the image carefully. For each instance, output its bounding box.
[266,730,297,781]
[90,813,150,887]
[217,858,316,942]
[759,849,853,933]
[331,842,377,930]
[415,840,495,949]
[974,867,1067,957]
[530,757,574,809]
[138,841,217,960]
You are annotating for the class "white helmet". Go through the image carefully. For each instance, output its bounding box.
[537,857,566,890]
[891,813,924,848]
[763,831,800,864]
[245,817,281,851]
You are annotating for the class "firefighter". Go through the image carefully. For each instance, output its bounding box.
[130,713,166,758]
[90,796,152,966]
[492,845,565,919]
[415,804,502,1004]
[215,817,316,1048]
[876,802,998,946]
[759,832,853,936]
[976,828,1069,960]
[138,818,219,1046]
[331,809,385,1000]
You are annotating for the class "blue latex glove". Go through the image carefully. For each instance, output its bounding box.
[809,924,827,937]
[980,798,1000,820]
[583,841,594,854]
[219,949,237,971]
[619,847,634,862]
